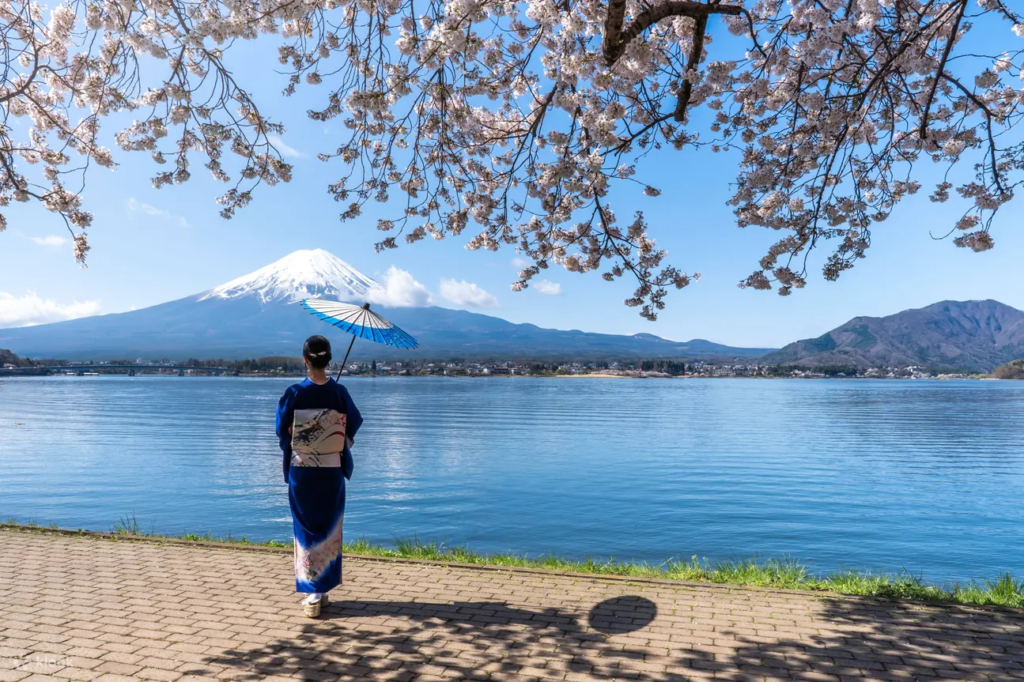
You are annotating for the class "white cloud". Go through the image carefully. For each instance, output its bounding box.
[127,197,188,227]
[533,279,562,295]
[127,197,166,216]
[31,235,68,247]
[268,135,305,159]
[0,292,101,328]
[439,278,499,308]
[366,267,433,307]
[511,257,530,269]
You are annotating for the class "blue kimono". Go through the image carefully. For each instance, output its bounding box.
[276,379,362,594]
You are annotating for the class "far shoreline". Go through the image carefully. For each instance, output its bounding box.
[1,371,1008,381]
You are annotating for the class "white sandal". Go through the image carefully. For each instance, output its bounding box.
[302,593,324,618]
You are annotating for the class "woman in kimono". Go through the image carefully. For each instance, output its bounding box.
[276,335,362,617]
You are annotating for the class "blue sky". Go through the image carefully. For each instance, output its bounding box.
[2,32,1023,349]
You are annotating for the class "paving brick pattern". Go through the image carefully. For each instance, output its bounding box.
[1,530,1022,682]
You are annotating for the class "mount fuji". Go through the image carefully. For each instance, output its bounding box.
[0,250,772,361]
[199,249,382,304]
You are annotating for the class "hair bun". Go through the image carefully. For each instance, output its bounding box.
[302,335,333,369]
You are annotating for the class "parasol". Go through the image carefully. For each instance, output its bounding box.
[301,299,418,379]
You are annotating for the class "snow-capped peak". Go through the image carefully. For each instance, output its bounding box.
[200,249,382,304]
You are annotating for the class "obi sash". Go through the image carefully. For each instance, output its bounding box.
[291,408,348,468]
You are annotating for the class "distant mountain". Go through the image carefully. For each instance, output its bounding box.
[0,250,771,361]
[200,248,381,303]
[762,300,1024,372]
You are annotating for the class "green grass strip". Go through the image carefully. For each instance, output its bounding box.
[5,516,1023,609]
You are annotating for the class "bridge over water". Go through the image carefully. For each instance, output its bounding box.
[1,365,236,376]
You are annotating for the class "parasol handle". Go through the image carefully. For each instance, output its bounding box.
[337,334,357,381]
[335,302,371,380]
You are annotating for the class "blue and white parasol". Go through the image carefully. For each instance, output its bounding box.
[301,299,418,378]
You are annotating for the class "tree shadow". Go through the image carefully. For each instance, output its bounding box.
[201,596,685,681]
[199,593,1024,681]
[723,595,1024,680]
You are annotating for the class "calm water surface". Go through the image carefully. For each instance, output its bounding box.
[1,376,1021,582]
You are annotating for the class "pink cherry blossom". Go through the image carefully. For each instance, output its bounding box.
[0,0,1021,318]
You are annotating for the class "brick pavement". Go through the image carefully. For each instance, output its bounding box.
[1,529,1022,682]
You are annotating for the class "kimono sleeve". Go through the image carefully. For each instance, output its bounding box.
[338,384,362,440]
[276,385,298,482]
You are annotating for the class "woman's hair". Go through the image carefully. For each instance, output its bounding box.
[302,335,332,370]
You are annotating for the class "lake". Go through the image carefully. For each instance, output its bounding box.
[1,376,1022,583]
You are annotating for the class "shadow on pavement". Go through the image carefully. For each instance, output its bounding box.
[203,597,685,681]
[201,594,1024,681]
[726,595,1024,681]
[588,595,658,635]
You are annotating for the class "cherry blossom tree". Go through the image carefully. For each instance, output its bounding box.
[2,0,1023,319]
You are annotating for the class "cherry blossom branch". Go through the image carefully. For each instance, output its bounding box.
[673,12,708,122]
[3,0,1023,317]
[918,0,966,141]
[603,0,742,66]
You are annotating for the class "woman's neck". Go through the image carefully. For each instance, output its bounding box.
[307,369,330,385]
